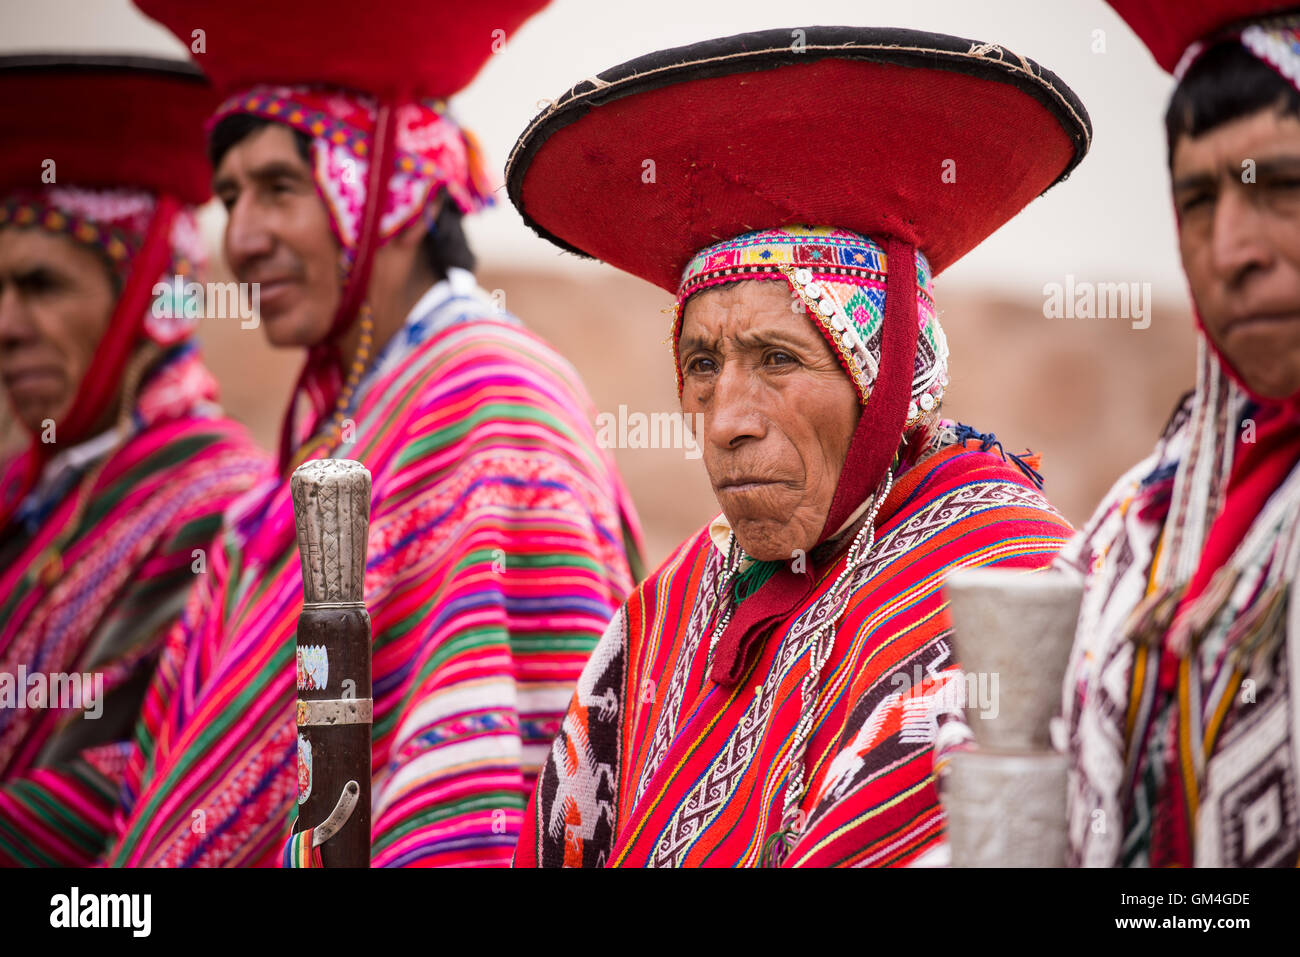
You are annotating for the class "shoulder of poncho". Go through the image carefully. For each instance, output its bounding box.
[121,417,270,529]
[161,410,265,447]
[355,321,624,538]
[123,412,270,474]
[899,443,1060,517]
[419,317,587,391]
[372,319,597,426]
[637,523,717,592]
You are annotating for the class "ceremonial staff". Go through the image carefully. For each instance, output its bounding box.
[940,567,1083,867]
[290,459,373,867]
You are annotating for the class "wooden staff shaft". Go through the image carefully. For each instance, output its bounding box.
[290,459,373,868]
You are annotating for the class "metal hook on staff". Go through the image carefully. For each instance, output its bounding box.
[312,780,361,847]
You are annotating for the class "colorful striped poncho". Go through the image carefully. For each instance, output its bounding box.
[103,275,641,867]
[515,436,1071,867]
[0,346,268,866]
[1062,342,1300,867]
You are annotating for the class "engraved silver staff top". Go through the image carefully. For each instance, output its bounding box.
[290,459,373,604]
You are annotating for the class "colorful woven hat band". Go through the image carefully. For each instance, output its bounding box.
[673,226,948,433]
[210,85,496,280]
[1174,11,1300,88]
[0,186,205,346]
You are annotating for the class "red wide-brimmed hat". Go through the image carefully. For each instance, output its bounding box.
[0,54,214,202]
[133,0,550,98]
[507,26,1091,294]
[1106,0,1300,72]
[509,28,1092,687]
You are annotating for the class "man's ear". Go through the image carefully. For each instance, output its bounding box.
[393,197,443,250]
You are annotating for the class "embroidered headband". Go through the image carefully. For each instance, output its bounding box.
[1174,11,1300,88]
[0,186,205,346]
[673,226,949,433]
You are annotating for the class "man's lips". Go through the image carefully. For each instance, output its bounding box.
[714,477,784,494]
[1223,310,1300,334]
[246,276,298,313]
[1,366,62,395]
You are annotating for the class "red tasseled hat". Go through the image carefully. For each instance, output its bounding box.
[132,0,551,98]
[506,26,1091,294]
[132,0,555,474]
[0,54,215,202]
[1105,0,1300,72]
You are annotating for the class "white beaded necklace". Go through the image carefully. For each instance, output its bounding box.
[766,469,893,865]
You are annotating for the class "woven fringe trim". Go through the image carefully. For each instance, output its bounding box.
[1229,583,1290,672]
[1124,584,1188,647]
[282,828,324,868]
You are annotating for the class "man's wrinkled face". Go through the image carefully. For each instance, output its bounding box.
[1173,107,1300,398]
[0,227,115,431]
[679,280,860,561]
[214,123,341,348]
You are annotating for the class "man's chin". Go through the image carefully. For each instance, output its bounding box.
[729,517,812,564]
[1218,346,1300,398]
[1241,371,1300,401]
[259,311,319,349]
[3,396,63,436]
[13,415,49,436]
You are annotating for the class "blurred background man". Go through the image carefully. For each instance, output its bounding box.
[0,55,267,866]
[102,0,641,868]
[1064,1,1300,869]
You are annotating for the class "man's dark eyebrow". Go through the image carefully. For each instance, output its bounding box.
[1172,155,1300,193]
[678,325,817,354]
[1171,171,1217,193]
[9,264,68,287]
[212,160,310,194]
[676,331,714,355]
[1253,156,1300,177]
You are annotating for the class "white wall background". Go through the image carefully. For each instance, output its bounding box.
[0,0,1186,300]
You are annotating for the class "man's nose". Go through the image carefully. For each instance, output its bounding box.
[0,283,36,346]
[224,193,275,272]
[1210,185,1271,288]
[705,362,765,450]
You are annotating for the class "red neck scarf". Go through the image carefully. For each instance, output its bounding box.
[696,234,924,686]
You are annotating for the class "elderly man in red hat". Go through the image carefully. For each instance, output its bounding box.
[0,56,268,866]
[1062,1,1300,867]
[104,0,641,866]
[506,25,1090,866]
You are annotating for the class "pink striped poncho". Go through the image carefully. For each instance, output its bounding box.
[103,279,641,867]
[0,346,268,865]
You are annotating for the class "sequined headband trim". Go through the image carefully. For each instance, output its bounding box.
[1174,12,1300,90]
[670,226,948,430]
